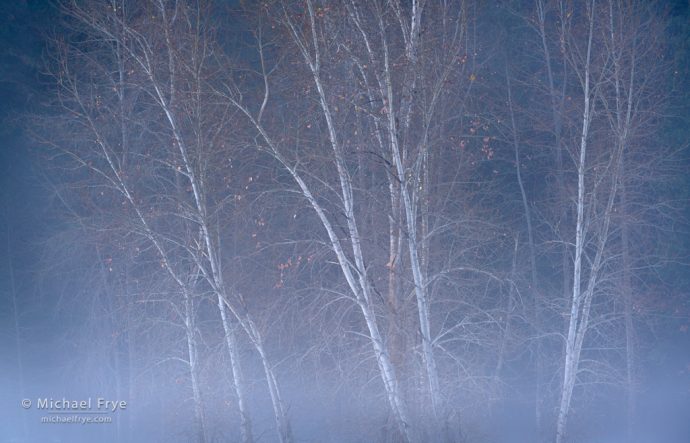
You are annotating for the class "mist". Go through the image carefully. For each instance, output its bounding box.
[1,1,690,442]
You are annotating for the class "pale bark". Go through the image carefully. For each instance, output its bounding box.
[556,3,596,439]
[218,298,254,443]
[273,3,415,439]
[112,3,286,439]
[55,4,262,440]
[347,2,457,430]
[232,99,414,441]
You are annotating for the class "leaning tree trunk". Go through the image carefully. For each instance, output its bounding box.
[556,7,595,440]
[217,296,254,443]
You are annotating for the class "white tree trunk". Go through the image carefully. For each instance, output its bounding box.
[556,4,595,440]
[217,296,254,443]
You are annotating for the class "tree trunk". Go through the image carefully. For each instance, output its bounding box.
[217,296,254,443]
[184,291,208,443]
[556,7,595,440]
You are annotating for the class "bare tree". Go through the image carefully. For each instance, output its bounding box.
[549,1,668,440]
[28,1,682,442]
[40,1,253,441]
[226,1,510,441]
